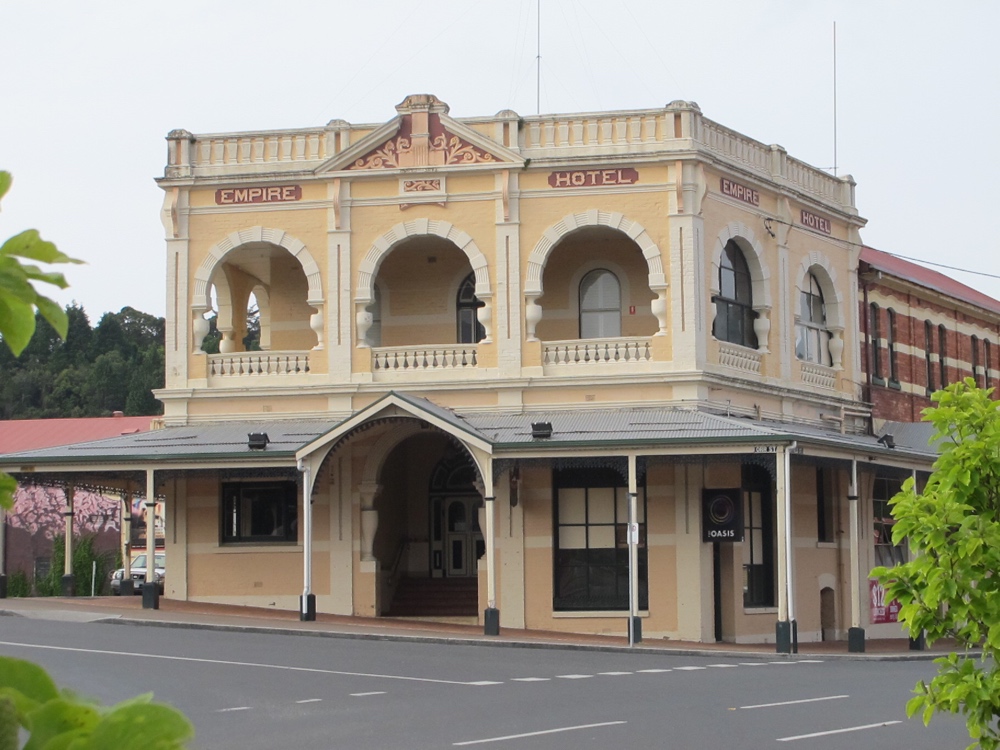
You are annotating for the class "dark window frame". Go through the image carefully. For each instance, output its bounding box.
[713,240,758,349]
[456,272,485,344]
[886,308,899,385]
[816,467,834,544]
[795,272,830,365]
[939,324,949,388]
[221,480,298,544]
[924,320,935,396]
[869,303,883,384]
[553,468,648,612]
[972,335,981,387]
[742,464,775,608]
[873,475,906,568]
[986,339,994,391]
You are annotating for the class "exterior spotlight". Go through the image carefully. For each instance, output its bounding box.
[248,432,270,450]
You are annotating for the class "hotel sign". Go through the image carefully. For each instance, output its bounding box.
[216,185,302,205]
[720,178,759,206]
[548,168,639,188]
[800,209,832,235]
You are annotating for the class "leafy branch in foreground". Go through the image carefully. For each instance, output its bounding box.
[873,379,1000,750]
[0,655,193,749]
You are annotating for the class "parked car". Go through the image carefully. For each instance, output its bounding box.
[110,553,165,595]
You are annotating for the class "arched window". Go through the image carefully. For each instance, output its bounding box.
[713,240,757,348]
[869,303,883,381]
[972,335,981,387]
[795,272,830,365]
[456,273,485,344]
[924,320,935,396]
[938,325,949,388]
[887,309,899,383]
[367,284,382,347]
[579,269,621,338]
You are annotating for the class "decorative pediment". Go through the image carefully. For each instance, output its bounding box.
[316,94,522,173]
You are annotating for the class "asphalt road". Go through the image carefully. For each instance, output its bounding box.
[0,616,971,749]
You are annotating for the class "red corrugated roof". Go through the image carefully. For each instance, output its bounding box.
[0,416,153,455]
[861,246,1000,316]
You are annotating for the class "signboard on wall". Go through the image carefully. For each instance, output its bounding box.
[869,578,901,624]
[702,488,744,542]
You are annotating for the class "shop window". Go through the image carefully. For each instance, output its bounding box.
[924,320,935,396]
[795,272,830,365]
[222,481,297,543]
[873,475,906,567]
[886,309,899,385]
[579,269,621,338]
[742,464,775,608]
[869,303,883,383]
[553,468,647,611]
[456,273,485,344]
[713,241,757,348]
[939,325,949,388]
[816,467,834,543]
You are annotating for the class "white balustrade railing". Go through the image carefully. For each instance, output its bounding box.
[543,338,652,366]
[208,351,310,377]
[372,345,478,372]
[718,342,762,374]
[800,361,837,389]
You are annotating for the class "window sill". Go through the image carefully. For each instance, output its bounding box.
[888,379,902,391]
[217,543,302,552]
[743,606,778,615]
[553,610,649,619]
[871,376,886,387]
[815,541,838,549]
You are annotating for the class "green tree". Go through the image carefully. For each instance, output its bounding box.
[873,379,1000,750]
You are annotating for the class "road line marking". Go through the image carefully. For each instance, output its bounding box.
[467,681,504,686]
[0,640,484,687]
[707,664,738,668]
[511,677,550,682]
[217,706,250,712]
[598,671,632,676]
[777,720,901,742]
[555,674,592,679]
[738,662,769,666]
[637,668,671,673]
[453,720,626,746]
[769,661,796,665]
[295,698,322,704]
[675,666,705,671]
[739,694,849,710]
[797,659,825,663]
[350,691,386,697]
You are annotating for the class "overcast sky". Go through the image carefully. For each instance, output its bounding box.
[3,1,997,321]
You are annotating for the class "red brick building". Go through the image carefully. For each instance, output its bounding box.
[860,246,1000,423]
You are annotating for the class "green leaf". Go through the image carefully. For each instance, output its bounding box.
[22,699,99,750]
[0,230,81,267]
[0,657,59,706]
[0,171,11,202]
[35,295,69,340]
[84,703,194,750]
[0,293,37,355]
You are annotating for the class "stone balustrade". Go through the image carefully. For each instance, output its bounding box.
[543,338,653,366]
[800,361,838,390]
[208,351,311,377]
[372,345,478,373]
[718,342,762,375]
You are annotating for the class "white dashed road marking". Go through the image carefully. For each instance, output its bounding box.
[675,666,706,671]
[295,699,323,704]
[351,691,387,697]
[556,674,592,679]
[708,663,739,668]
[454,720,627,746]
[511,677,550,682]
[637,668,671,673]
[777,721,901,742]
[739,695,848,710]
[217,706,251,713]
[598,671,632,676]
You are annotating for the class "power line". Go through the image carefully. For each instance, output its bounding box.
[880,251,1000,282]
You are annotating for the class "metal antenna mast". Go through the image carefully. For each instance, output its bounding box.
[833,21,838,177]
[536,0,541,115]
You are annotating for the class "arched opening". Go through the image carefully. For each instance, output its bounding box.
[368,236,480,348]
[713,240,758,349]
[535,226,655,342]
[795,271,830,365]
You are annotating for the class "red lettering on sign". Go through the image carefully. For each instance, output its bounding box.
[215,185,303,205]
[800,209,832,235]
[720,177,760,206]
[548,168,639,188]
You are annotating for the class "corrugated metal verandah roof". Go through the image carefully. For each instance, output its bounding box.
[0,394,938,469]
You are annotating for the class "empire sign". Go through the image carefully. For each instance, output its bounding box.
[216,185,302,205]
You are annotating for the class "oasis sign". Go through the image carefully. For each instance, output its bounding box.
[702,488,744,543]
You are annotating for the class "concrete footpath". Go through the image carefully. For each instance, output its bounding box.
[0,595,954,661]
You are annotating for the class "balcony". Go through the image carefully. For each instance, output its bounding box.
[371,345,479,382]
[208,351,311,379]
